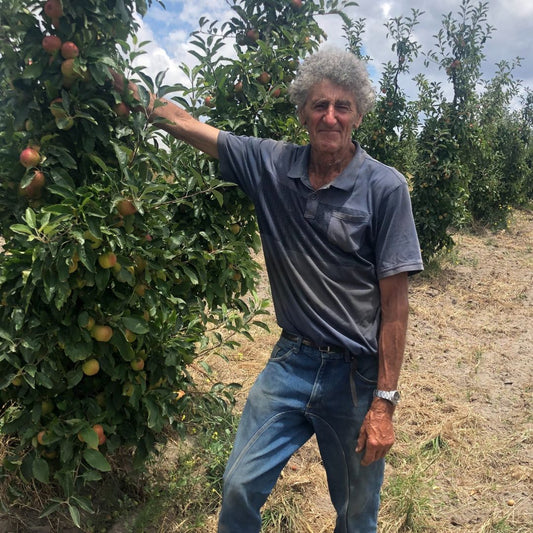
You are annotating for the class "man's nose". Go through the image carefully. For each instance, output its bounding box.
[323,104,337,124]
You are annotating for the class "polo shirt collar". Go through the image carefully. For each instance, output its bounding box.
[287,141,366,191]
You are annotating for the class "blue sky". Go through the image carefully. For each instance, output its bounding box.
[134,0,532,106]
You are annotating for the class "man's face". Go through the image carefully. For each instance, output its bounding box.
[299,79,362,156]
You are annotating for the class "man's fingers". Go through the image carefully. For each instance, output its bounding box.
[355,424,367,453]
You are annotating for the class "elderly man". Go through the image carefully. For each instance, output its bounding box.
[117,47,423,532]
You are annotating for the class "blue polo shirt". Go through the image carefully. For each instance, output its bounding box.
[218,131,423,357]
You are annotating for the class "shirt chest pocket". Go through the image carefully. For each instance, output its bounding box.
[326,210,370,254]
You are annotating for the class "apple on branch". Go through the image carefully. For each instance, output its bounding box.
[19,147,41,168]
[82,358,100,376]
[44,0,63,19]
[42,35,62,54]
[98,251,117,269]
[90,325,113,342]
[60,41,79,59]
[116,198,137,216]
[19,170,46,199]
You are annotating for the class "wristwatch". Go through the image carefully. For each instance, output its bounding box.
[374,389,401,406]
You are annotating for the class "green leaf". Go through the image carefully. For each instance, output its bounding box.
[83,449,111,472]
[39,501,62,519]
[212,189,224,206]
[143,397,163,430]
[32,456,50,483]
[75,111,98,124]
[88,154,109,171]
[81,470,102,482]
[181,265,199,285]
[24,208,37,229]
[66,368,83,389]
[121,316,149,334]
[42,204,74,215]
[70,495,94,514]
[95,268,110,291]
[21,62,45,79]
[35,372,54,389]
[64,340,93,362]
[9,224,33,236]
[110,140,130,172]
[78,427,98,449]
[68,503,81,527]
[110,331,134,361]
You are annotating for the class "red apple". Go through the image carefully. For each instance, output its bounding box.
[204,96,215,108]
[19,147,41,168]
[37,430,47,445]
[42,35,62,54]
[116,198,137,216]
[114,102,130,118]
[258,71,271,85]
[246,29,259,42]
[98,251,117,269]
[20,170,46,199]
[61,41,79,59]
[291,0,303,8]
[271,87,281,98]
[234,81,243,93]
[134,284,146,297]
[90,325,113,342]
[92,424,106,446]
[44,0,63,19]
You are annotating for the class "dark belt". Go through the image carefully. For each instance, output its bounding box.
[281,330,348,354]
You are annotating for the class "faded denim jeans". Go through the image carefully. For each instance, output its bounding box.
[218,335,384,532]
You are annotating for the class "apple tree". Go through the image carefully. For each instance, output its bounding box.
[0,0,358,524]
[0,0,264,523]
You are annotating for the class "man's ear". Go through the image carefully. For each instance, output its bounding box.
[353,114,363,130]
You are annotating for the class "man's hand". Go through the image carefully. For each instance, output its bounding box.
[355,398,395,466]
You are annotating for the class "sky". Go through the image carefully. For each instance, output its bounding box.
[133,0,532,108]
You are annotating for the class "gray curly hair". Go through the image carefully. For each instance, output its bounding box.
[288,47,376,117]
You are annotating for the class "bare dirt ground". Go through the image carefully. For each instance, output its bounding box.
[200,208,532,532]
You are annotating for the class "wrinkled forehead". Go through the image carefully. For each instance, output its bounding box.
[305,79,356,106]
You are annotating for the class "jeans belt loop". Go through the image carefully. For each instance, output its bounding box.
[294,335,303,352]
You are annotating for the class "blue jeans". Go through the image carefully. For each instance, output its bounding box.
[218,335,384,533]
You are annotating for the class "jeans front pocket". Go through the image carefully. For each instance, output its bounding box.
[350,358,378,409]
[268,339,296,363]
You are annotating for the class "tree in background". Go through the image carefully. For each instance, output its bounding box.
[356,9,423,176]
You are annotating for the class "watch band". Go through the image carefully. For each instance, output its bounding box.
[373,389,401,406]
